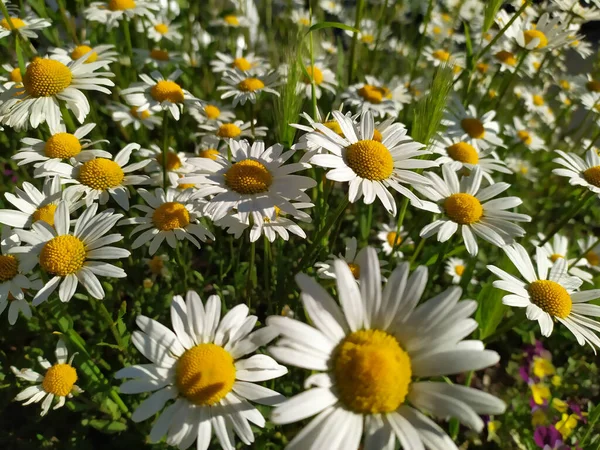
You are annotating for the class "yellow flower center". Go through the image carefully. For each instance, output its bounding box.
[447,142,479,164]
[42,364,78,397]
[373,128,383,142]
[494,50,517,66]
[345,140,394,181]
[224,159,273,195]
[432,26,442,35]
[586,251,600,266]
[455,264,465,276]
[386,232,402,248]
[461,118,485,139]
[322,120,344,136]
[587,80,600,93]
[357,84,390,104]
[528,280,572,318]
[533,94,545,106]
[0,17,25,29]
[560,80,571,90]
[154,23,169,34]
[0,255,18,282]
[217,123,242,138]
[224,15,239,26]
[10,67,22,83]
[70,45,98,63]
[361,34,374,44]
[299,17,310,26]
[39,235,86,276]
[238,77,265,92]
[550,253,564,263]
[150,49,170,61]
[204,104,221,119]
[583,166,600,188]
[108,0,136,11]
[443,193,483,224]
[150,80,185,103]
[78,159,124,191]
[156,151,181,171]
[130,106,151,119]
[44,133,82,159]
[198,148,219,160]
[524,29,548,49]
[33,204,57,226]
[233,57,252,71]
[303,65,324,85]
[477,62,489,73]
[23,59,72,97]
[347,262,361,279]
[432,49,451,61]
[333,329,411,414]
[148,255,164,275]
[176,344,236,406]
[517,130,532,145]
[152,202,190,231]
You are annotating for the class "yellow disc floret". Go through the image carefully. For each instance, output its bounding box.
[42,364,78,396]
[44,133,82,159]
[461,118,485,139]
[130,106,151,119]
[586,251,600,266]
[204,104,221,120]
[176,344,236,406]
[303,65,324,85]
[152,202,190,231]
[586,80,600,93]
[151,80,185,103]
[33,204,57,226]
[549,253,564,263]
[333,329,411,414]
[358,84,390,104]
[0,17,25,30]
[583,166,600,188]
[108,0,136,11]
[528,280,572,318]
[217,123,242,138]
[524,29,548,49]
[373,128,383,142]
[154,23,169,34]
[23,59,72,97]
[432,49,451,61]
[444,193,483,224]
[238,77,265,92]
[455,264,465,276]
[78,158,124,190]
[345,140,394,181]
[198,148,220,160]
[347,262,361,279]
[0,255,18,282]
[71,45,98,63]
[156,151,182,171]
[533,95,545,106]
[224,15,239,26]
[447,142,479,164]
[40,235,86,276]
[494,50,517,66]
[10,67,22,84]
[386,232,402,248]
[148,255,164,275]
[233,57,252,71]
[518,130,533,145]
[150,49,170,61]
[225,159,273,195]
[322,120,344,137]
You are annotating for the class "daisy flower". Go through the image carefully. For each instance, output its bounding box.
[342,75,408,117]
[521,87,555,124]
[505,12,575,52]
[423,45,465,68]
[504,117,545,151]
[84,0,159,30]
[580,92,600,113]
[507,157,539,182]
[349,18,390,50]
[534,233,593,283]
[315,237,388,280]
[142,16,182,42]
[552,148,600,195]
[136,144,193,188]
[13,123,110,168]
[0,62,24,88]
[308,110,437,215]
[210,13,251,28]
[217,69,280,107]
[133,48,183,68]
[0,13,50,40]
[577,235,600,272]
[194,136,226,161]
[108,103,163,130]
[268,248,505,450]
[210,48,268,75]
[290,8,311,27]
[182,140,315,223]
[290,109,354,160]
[442,100,504,151]
[376,223,412,258]
[491,45,520,73]
[197,119,267,140]
[0,56,114,131]
[446,256,470,284]
[115,290,286,449]
[118,188,214,255]
[488,243,600,349]
[11,202,128,304]
[413,165,531,256]
[121,70,200,121]
[292,60,337,99]
[36,143,150,210]
[142,254,170,279]
[319,0,342,15]
[190,102,235,124]
[11,339,82,416]
[49,44,118,68]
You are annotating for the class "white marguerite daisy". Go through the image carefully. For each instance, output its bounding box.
[308,110,437,215]
[504,117,545,151]
[488,243,600,350]
[0,56,115,131]
[13,123,111,168]
[210,13,251,28]
[36,143,150,210]
[505,11,576,52]
[534,233,593,283]
[217,69,280,107]
[290,109,355,160]
[445,256,471,284]
[0,62,24,89]
[577,235,600,272]
[210,48,268,75]
[315,237,387,280]
[121,70,200,120]
[342,75,409,117]
[11,202,129,304]
[413,165,531,256]
[118,188,214,255]
[190,102,235,124]
[142,254,170,280]
[376,223,412,258]
[108,103,163,130]
[295,61,337,99]
[49,44,118,68]
[84,0,159,29]
[290,8,312,27]
[268,248,505,450]
[423,45,466,69]
[506,156,539,182]
[133,48,183,68]
[182,140,316,224]
[11,339,82,416]
[137,144,193,188]
[0,13,50,40]
[442,100,504,151]
[553,148,600,195]
[142,15,182,42]
[115,290,287,449]
[197,118,267,140]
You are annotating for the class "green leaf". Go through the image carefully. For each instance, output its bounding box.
[306,21,359,36]
[85,419,128,434]
[464,22,474,72]
[476,282,508,340]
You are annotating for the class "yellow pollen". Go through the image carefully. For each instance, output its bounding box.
[152,202,190,231]
[154,23,169,34]
[150,80,185,103]
[477,62,489,73]
[322,120,344,136]
[156,151,181,171]
[447,142,479,164]
[444,193,483,224]
[303,65,324,85]
[583,166,600,188]
[148,255,164,275]
[528,280,572,318]
[0,255,18,282]
[586,251,599,266]
[432,49,451,62]
[461,118,485,139]
[224,15,239,26]
[108,0,136,11]
[524,29,548,49]
[78,158,124,191]
[42,364,77,397]
[33,204,57,226]
[348,262,361,279]
[0,17,25,30]
[224,159,273,195]
[217,123,242,138]
[586,80,600,93]
[550,253,564,263]
[44,133,82,159]
[455,264,465,276]
[494,50,517,66]
[357,84,390,104]
[70,45,98,63]
[130,106,151,119]
[238,77,265,92]
[333,329,411,414]
[198,148,219,160]
[233,57,252,71]
[373,128,383,142]
[386,232,402,248]
[533,94,545,106]
[176,344,236,406]
[518,130,533,145]
[10,67,22,83]
[150,49,170,61]
[204,104,221,120]
[39,235,86,276]
[345,140,393,181]
[23,59,72,97]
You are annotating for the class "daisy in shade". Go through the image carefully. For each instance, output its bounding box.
[190,102,235,124]
[142,254,170,280]
[11,339,82,416]
[142,16,182,42]
[181,140,316,223]
[133,48,184,68]
[13,123,111,168]
[108,103,163,130]
[0,12,50,40]
[316,237,387,280]
[295,60,337,99]
[0,55,114,131]
[307,110,437,215]
[577,235,600,272]
[118,188,214,255]
[412,165,531,256]
[377,223,412,258]
[11,202,128,304]
[137,144,193,188]
[268,248,505,450]
[553,148,600,195]
[36,143,150,211]
[534,233,593,284]
[442,100,504,151]
[121,70,200,121]
[504,117,545,151]
[197,119,267,140]
[49,44,118,68]
[446,257,471,284]
[115,290,286,449]
[84,0,159,29]
[505,12,576,52]
[218,69,280,107]
[488,243,600,350]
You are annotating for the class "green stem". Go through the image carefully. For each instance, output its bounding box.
[388,196,410,264]
[249,101,255,137]
[409,0,434,83]
[246,239,256,308]
[97,300,126,352]
[409,238,426,266]
[122,18,135,72]
[347,0,365,85]
[162,111,169,189]
[459,256,477,291]
[539,191,594,246]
